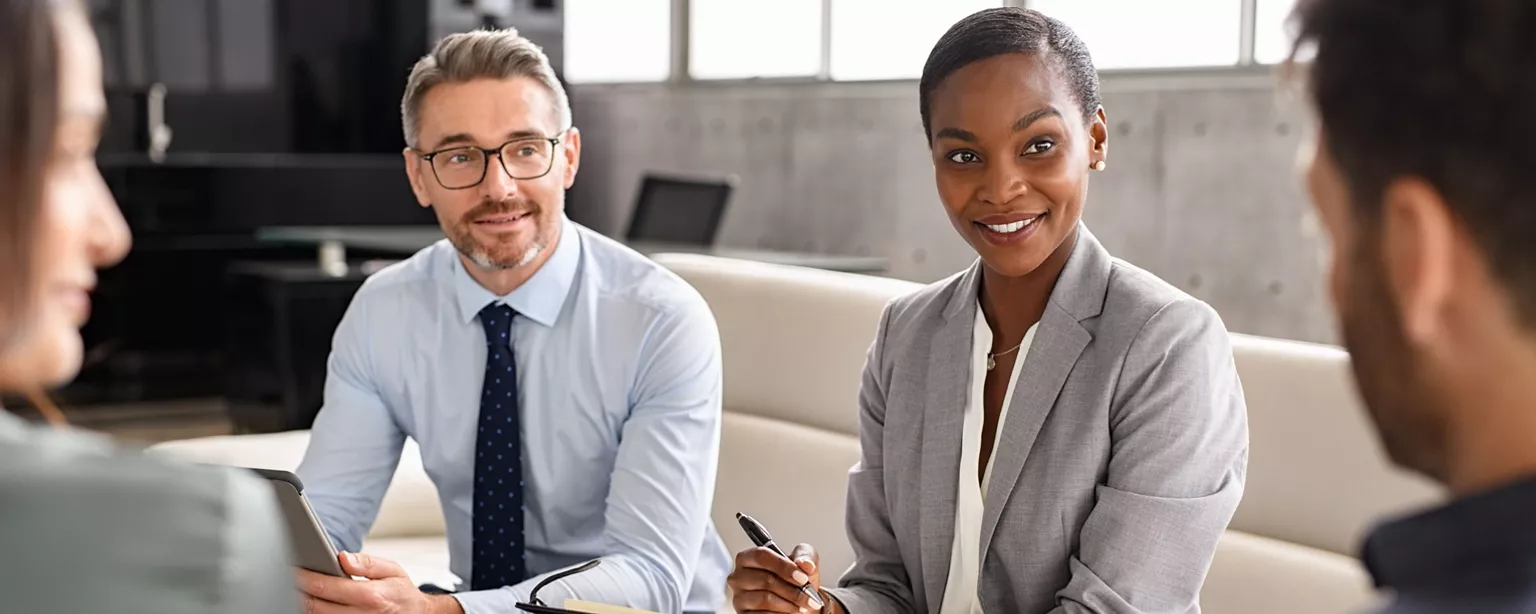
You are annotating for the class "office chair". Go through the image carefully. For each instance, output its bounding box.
[624,173,737,246]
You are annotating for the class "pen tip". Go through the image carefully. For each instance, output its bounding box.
[735,512,745,521]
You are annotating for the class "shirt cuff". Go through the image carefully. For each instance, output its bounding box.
[450,586,530,614]
[822,586,889,614]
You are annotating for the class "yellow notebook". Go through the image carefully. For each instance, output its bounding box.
[560,600,661,614]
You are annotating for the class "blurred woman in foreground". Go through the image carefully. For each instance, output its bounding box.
[0,1,296,611]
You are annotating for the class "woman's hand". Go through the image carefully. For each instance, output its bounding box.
[727,543,836,613]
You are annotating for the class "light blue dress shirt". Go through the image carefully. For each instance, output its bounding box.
[297,217,729,614]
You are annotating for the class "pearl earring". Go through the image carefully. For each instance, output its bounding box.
[1092,160,1107,171]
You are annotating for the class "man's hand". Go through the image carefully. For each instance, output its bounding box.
[296,552,465,614]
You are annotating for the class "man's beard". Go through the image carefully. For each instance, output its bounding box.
[1338,242,1450,482]
[465,243,542,271]
[448,197,548,271]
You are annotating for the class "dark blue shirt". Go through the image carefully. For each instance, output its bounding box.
[1364,476,1536,613]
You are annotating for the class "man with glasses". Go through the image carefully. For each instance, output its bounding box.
[292,28,729,614]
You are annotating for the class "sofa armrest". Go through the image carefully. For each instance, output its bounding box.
[150,431,446,541]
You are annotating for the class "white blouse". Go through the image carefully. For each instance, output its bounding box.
[938,303,1037,614]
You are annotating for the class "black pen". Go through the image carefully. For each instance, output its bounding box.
[736,512,826,610]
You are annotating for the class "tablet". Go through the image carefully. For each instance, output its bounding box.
[248,468,347,577]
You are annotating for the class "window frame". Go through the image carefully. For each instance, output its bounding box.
[570,0,1278,86]
[685,0,828,81]
[562,0,675,84]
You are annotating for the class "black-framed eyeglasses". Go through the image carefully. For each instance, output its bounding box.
[414,129,569,190]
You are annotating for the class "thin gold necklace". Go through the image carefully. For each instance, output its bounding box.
[987,342,1024,371]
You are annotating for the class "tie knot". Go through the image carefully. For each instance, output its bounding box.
[478,303,516,345]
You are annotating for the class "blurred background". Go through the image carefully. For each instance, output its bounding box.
[13,0,1316,442]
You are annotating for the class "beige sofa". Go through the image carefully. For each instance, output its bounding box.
[152,253,1444,614]
[1209,335,1441,613]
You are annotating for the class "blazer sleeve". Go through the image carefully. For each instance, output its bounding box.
[218,468,303,614]
[0,423,299,614]
[1051,298,1250,613]
[824,304,921,614]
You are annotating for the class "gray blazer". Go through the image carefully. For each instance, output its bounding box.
[826,227,1248,614]
[0,411,297,614]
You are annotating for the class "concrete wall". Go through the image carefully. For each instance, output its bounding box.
[567,70,1335,344]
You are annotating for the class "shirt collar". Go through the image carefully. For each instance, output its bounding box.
[1363,474,1536,590]
[452,216,580,328]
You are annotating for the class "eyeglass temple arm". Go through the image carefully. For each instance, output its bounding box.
[528,559,603,605]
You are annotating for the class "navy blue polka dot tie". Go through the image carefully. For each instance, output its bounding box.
[472,303,527,590]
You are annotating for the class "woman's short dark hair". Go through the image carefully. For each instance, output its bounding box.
[1293,0,1536,325]
[0,0,62,350]
[919,7,1101,144]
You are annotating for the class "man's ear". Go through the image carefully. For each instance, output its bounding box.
[1380,177,1456,345]
[562,127,582,189]
[403,148,431,208]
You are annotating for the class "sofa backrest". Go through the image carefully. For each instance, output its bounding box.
[1227,333,1442,555]
[653,253,920,580]
[653,253,921,437]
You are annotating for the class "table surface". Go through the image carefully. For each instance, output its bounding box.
[256,225,889,274]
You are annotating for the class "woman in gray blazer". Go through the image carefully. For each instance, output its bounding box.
[729,8,1249,614]
[0,1,296,612]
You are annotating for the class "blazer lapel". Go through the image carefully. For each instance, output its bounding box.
[918,263,981,614]
[978,224,1110,570]
[976,305,1089,560]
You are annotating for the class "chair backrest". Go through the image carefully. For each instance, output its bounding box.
[625,174,736,245]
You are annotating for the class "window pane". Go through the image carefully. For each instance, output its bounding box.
[1254,0,1300,64]
[1031,0,1242,69]
[564,0,671,83]
[691,0,822,79]
[830,0,1002,81]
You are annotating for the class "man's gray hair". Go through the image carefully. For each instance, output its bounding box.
[400,27,571,149]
